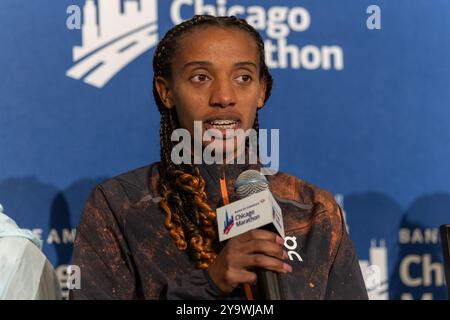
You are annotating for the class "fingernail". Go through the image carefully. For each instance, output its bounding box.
[283,251,288,259]
[276,236,284,245]
[283,263,293,272]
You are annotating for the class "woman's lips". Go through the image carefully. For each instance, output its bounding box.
[203,120,242,139]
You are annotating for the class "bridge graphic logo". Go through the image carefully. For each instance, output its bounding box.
[66,0,158,88]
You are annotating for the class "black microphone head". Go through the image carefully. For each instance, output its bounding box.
[235,170,269,199]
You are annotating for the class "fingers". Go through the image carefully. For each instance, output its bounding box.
[230,230,286,260]
[243,239,287,260]
[208,256,258,293]
[241,254,293,274]
[207,229,292,293]
[227,231,292,273]
[228,269,258,287]
[238,229,284,245]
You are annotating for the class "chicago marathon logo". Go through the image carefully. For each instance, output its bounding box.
[66,0,158,88]
[223,210,234,235]
[67,1,343,88]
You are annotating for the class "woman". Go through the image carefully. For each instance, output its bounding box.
[70,15,368,300]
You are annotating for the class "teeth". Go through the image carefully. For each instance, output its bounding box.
[208,119,237,125]
[212,124,236,129]
[207,119,239,130]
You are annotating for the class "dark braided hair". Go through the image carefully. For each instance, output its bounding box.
[152,15,274,269]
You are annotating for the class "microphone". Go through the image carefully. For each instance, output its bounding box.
[235,170,283,300]
[215,169,285,300]
[234,170,269,198]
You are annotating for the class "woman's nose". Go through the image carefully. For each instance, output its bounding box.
[209,78,236,108]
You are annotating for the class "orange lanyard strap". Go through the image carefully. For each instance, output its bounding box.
[218,173,254,300]
[219,177,230,205]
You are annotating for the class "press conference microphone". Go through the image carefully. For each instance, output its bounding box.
[234,170,283,300]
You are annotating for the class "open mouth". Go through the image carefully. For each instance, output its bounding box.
[206,119,241,130]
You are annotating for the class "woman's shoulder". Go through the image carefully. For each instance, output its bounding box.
[268,170,343,230]
[269,171,345,261]
[268,170,338,211]
[89,162,161,209]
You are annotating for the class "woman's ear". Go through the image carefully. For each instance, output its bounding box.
[257,78,267,109]
[155,76,174,109]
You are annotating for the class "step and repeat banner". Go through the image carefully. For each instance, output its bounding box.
[1,0,449,299]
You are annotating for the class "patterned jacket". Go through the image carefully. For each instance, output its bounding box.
[70,163,368,300]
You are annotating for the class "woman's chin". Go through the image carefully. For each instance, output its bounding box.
[201,140,239,163]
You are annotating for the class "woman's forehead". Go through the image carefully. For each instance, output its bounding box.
[173,26,260,64]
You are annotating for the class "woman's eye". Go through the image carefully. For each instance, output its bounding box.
[190,74,210,83]
[235,75,252,83]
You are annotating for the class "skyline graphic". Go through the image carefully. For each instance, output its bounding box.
[66,0,158,88]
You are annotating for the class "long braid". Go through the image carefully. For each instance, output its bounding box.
[153,15,273,269]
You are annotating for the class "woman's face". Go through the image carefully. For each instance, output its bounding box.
[156,26,266,156]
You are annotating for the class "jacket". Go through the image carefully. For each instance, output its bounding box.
[70,163,368,300]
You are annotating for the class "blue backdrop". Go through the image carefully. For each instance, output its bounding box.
[1,0,449,299]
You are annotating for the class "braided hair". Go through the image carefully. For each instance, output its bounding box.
[152,15,273,269]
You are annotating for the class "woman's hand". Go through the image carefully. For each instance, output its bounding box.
[207,229,292,294]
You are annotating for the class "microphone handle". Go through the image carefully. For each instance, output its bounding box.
[256,269,283,300]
